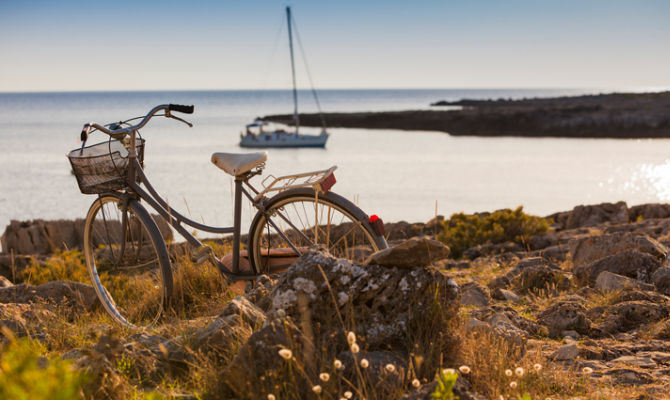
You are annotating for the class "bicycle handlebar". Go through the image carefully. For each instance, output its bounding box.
[169,104,194,114]
[85,103,195,140]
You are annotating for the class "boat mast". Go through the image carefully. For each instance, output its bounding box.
[286,6,299,134]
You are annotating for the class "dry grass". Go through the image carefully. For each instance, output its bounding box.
[6,249,668,399]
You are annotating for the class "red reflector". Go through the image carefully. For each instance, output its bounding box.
[369,215,385,236]
[320,173,336,193]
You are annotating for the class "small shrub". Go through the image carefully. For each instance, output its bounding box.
[22,250,89,285]
[0,338,88,400]
[437,207,548,258]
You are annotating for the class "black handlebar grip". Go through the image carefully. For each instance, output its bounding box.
[168,104,194,114]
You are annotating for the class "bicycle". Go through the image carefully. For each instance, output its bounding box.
[67,104,388,328]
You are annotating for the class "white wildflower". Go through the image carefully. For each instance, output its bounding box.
[533,363,542,372]
[344,391,353,399]
[458,365,471,374]
[278,348,292,360]
[385,363,396,373]
[312,385,322,394]
[319,372,330,382]
[505,369,513,377]
[510,381,517,389]
[360,358,369,368]
[350,343,360,354]
[412,379,421,388]
[347,331,357,345]
[514,367,524,377]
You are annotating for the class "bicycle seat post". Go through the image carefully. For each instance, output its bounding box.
[232,177,244,274]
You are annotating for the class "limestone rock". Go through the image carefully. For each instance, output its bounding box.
[651,266,670,295]
[611,355,657,368]
[365,236,450,268]
[491,288,520,303]
[460,282,490,307]
[273,249,459,348]
[192,314,253,355]
[537,301,591,338]
[511,265,572,294]
[573,249,662,285]
[218,296,266,327]
[0,276,13,288]
[628,203,670,221]
[595,271,654,292]
[557,201,629,229]
[552,343,579,361]
[594,300,669,335]
[569,232,667,269]
[0,280,98,311]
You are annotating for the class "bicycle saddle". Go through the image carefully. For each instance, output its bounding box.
[211,151,268,176]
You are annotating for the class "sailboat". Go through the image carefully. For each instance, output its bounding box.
[239,7,329,149]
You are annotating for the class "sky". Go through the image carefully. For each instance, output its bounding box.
[1,0,669,92]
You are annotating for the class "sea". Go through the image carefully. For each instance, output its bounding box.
[2,88,670,242]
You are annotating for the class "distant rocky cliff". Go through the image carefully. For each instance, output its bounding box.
[263,91,670,138]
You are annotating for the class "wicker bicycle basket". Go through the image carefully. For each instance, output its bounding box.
[67,139,145,194]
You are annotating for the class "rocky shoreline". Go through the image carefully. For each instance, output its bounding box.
[262,91,670,138]
[3,201,670,398]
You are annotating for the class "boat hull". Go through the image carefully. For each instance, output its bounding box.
[239,132,329,148]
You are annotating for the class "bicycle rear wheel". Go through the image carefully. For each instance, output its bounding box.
[83,194,173,328]
[248,188,386,274]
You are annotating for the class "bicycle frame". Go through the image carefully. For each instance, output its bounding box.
[87,104,358,282]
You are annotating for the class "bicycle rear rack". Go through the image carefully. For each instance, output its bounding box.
[253,166,337,202]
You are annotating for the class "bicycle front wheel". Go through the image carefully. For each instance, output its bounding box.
[83,194,173,328]
[248,188,386,274]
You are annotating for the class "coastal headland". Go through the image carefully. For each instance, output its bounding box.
[263,91,670,138]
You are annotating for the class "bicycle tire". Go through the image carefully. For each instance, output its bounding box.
[83,194,173,328]
[248,188,387,274]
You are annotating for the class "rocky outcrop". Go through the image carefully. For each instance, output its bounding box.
[569,232,667,268]
[536,301,592,338]
[264,91,670,139]
[365,236,450,268]
[1,217,172,255]
[574,249,662,285]
[0,280,98,311]
[220,246,460,398]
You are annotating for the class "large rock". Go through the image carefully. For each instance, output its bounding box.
[459,282,490,307]
[191,296,265,355]
[537,301,591,338]
[628,203,670,221]
[552,201,629,229]
[271,249,459,347]
[511,265,572,294]
[595,271,655,292]
[573,249,662,285]
[2,217,172,255]
[569,232,667,269]
[365,236,450,268]
[0,280,98,311]
[651,266,670,295]
[594,301,669,335]
[219,249,460,398]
